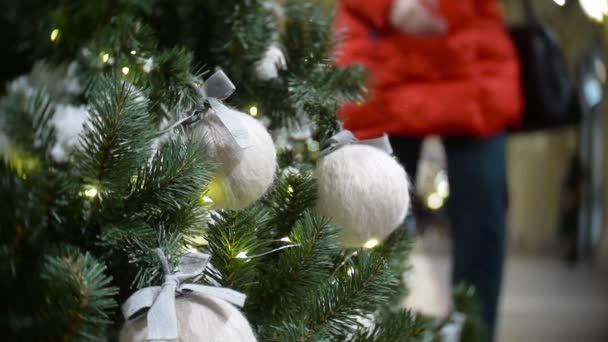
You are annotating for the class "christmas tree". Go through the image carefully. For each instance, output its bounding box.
[0,1,473,340]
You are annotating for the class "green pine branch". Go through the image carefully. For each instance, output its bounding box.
[39,248,118,342]
[0,87,56,162]
[125,135,214,219]
[76,73,153,197]
[252,212,340,320]
[264,171,318,237]
[204,208,270,293]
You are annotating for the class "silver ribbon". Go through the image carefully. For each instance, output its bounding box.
[165,70,252,148]
[121,249,247,340]
[319,130,393,158]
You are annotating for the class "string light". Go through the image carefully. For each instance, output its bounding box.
[280,236,292,243]
[83,187,98,198]
[50,29,60,42]
[122,66,130,75]
[130,50,137,55]
[287,186,294,193]
[235,244,301,260]
[426,192,444,210]
[307,140,320,153]
[363,239,380,249]
[437,179,449,198]
[249,106,258,117]
[101,53,110,63]
[236,251,248,259]
[202,196,214,203]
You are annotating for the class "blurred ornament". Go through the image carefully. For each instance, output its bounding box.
[315,131,410,247]
[255,44,287,80]
[579,0,608,22]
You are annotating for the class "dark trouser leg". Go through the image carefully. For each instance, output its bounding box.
[390,135,423,222]
[444,133,508,341]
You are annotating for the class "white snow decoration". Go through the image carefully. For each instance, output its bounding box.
[50,104,89,162]
[255,45,287,80]
[143,58,155,73]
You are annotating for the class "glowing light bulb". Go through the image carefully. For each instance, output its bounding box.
[579,0,608,22]
[101,53,110,63]
[347,267,355,277]
[50,29,60,42]
[307,140,320,153]
[426,192,444,210]
[130,50,137,55]
[202,196,214,203]
[236,251,248,259]
[249,106,258,117]
[83,187,98,198]
[280,237,292,243]
[122,67,130,75]
[553,0,566,6]
[287,186,294,193]
[363,239,380,249]
[436,179,449,198]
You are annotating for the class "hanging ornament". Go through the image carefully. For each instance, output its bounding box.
[255,44,287,80]
[172,71,276,210]
[315,131,410,247]
[120,249,256,342]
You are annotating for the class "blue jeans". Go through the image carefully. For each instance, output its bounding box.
[391,133,508,341]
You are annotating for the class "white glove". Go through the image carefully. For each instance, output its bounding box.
[389,0,447,36]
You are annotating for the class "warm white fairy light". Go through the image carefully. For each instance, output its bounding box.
[236,251,248,259]
[83,187,98,198]
[280,236,292,243]
[347,267,355,277]
[122,67,130,75]
[426,192,444,210]
[436,179,449,198]
[287,186,294,193]
[50,29,60,42]
[101,53,110,63]
[202,196,214,203]
[249,106,258,117]
[363,239,380,249]
[130,50,137,55]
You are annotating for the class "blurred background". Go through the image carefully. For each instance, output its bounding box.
[1,0,607,341]
[394,1,608,341]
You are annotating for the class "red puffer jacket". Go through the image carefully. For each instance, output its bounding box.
[335,0,523,139]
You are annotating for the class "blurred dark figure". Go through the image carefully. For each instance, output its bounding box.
[334,0,523,340]
[559,156,582,264]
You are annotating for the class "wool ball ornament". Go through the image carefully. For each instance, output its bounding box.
[193,109,276,210]
[120,249,256,342]
[315,132,410,247]
[120,293,257,342]
[182,70,276,210]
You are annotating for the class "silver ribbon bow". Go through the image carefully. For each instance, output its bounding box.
[121,249,247,340]
[319,130,393,158]
[167,70,252,148]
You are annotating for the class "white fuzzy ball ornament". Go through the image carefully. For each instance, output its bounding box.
[182,71,276,210]
[193,107,276,210]
[120,294,257,342]
[120,249,256,342]
[315,131,410,247]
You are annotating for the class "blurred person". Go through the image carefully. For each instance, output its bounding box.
[334,0,523,340]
